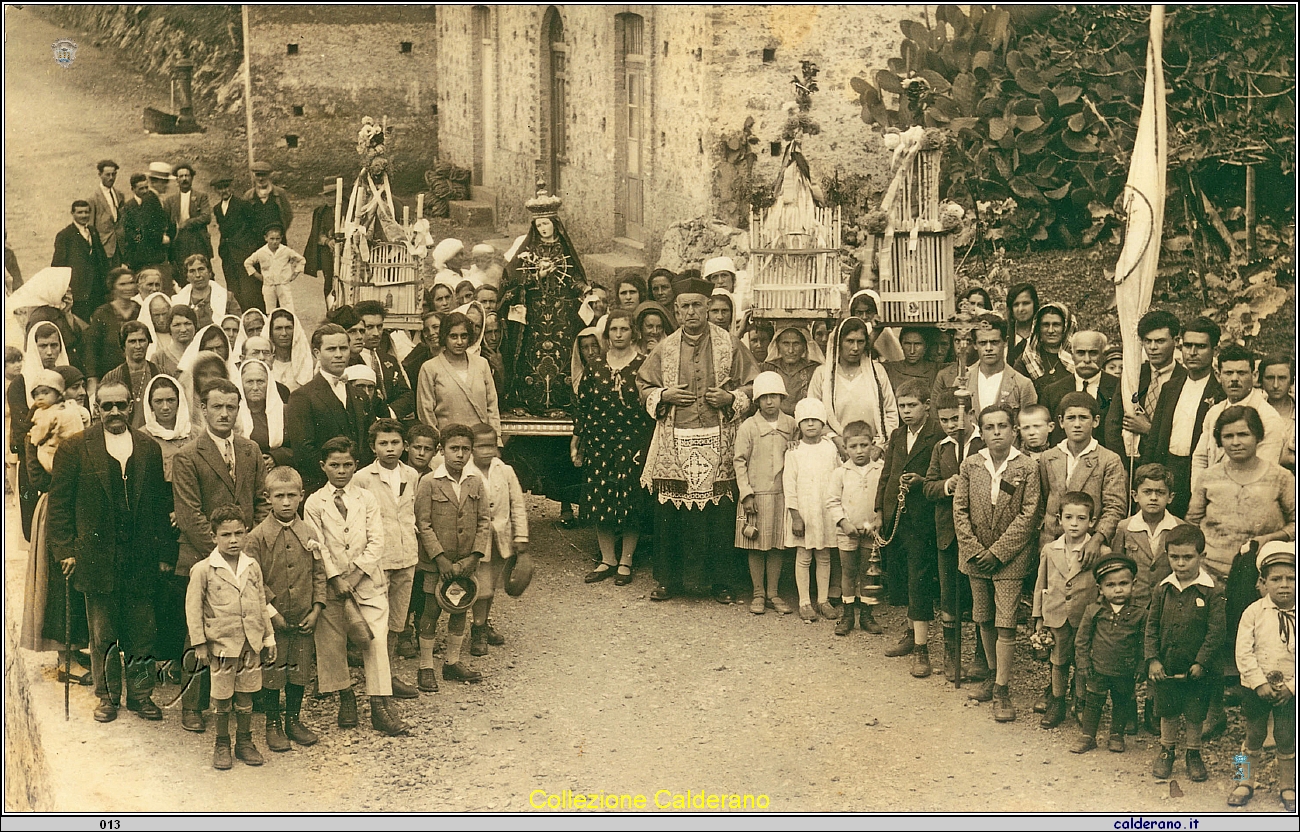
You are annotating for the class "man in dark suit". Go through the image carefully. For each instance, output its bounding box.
[1104,309,1185,462]
[46,381,173,723]
[1041,330,1121,454]
[88,159,125,267]
[245,161,294,235]
[923,389,988,682]
[354,300,416,422]
[876,378,946,677]
[121,173,174,282]
[286,323,376,497]
[401,310,441,388]
[163,162,213,273]
[170,377,269,731]
[51,199,111,322]
[212,171,263,312]
[1138,316,1224,516]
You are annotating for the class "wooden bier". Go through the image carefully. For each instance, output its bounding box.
[873,145,956,325]
[748,204,843,320]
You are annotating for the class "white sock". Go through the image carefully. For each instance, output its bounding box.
[418,637,436,669]
[445,632,464,666]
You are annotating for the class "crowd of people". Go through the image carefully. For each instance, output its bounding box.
[4,159,1295,807]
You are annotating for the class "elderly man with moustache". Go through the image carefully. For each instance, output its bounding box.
[637,275,758,604]
[46,381,173,723]
[1041,330,1120,452]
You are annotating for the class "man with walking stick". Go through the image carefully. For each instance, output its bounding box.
[46,381,172,723]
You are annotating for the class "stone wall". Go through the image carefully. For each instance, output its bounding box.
[706,5,924,220]
[435,4,920,259]
[244,6,440,195]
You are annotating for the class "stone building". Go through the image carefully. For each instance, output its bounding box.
[242,5,440,194]
[433,4,925,274]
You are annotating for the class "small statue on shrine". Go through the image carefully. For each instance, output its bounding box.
[497,180,586,417]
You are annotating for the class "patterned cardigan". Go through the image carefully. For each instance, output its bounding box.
[952,451,1042,581]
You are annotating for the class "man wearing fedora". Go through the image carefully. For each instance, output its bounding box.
[245,162,293,238]
[164,162,213,273]
[212,170,263,312]
[122,169,174,289]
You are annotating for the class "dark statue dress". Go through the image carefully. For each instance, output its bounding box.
[497,218,585,417]
[573,355,654,528]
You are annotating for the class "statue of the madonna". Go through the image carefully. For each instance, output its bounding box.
[497,182,587,417]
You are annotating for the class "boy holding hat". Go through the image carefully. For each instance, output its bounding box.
[1229,541,1296,809]
[413,424,492,687]
[303,436,408,736]
[1072,554,1147,754]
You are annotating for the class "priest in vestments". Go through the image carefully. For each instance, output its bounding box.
[637,277,758,604]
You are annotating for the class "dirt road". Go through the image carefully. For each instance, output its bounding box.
[3,6,1282,816]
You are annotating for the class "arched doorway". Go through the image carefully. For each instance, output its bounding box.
[541,7,567,194]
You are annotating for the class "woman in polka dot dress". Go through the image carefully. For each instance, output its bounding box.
[572,310,654,586]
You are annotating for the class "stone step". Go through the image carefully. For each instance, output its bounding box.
[582,250,647,290]
[612,235,647,264]
[449,200,494,228]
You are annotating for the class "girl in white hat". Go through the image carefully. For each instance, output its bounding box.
[784,397,842,622]
[734,371,797,614]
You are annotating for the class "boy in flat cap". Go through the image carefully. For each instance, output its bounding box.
[1229,541,1295,810]
[1071,555,1146,754]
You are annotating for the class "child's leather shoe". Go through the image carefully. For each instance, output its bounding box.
[213,735,233,770]
[1152,745,1176,779]
[1070,735,1097,754]
[883,631,915,657]
[1186,749,1208,782]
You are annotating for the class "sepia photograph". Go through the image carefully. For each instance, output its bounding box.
[3,3,1296,823]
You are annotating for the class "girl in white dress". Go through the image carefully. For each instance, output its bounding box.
[784,397,842,622]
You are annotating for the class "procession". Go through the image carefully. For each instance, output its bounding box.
[4,4,1296,819]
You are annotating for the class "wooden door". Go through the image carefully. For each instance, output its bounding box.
[618,14,646,241]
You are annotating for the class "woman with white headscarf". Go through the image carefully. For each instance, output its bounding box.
[235,358,291,467]
[180,351,233,437]
[806,316,899,457]
[12,320,70,540]
[141,373,191,481]
[1012,300,1077,396]
[18,353,90,677]
[266,307,314,391]
[759,324,825,417]
[231,307,267,362]
[7,267,87,372]
[137,290,174,354]
[5,266,71,351]
[848,288,905,363]
[177,324,235,378]
[218,313,243,351]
